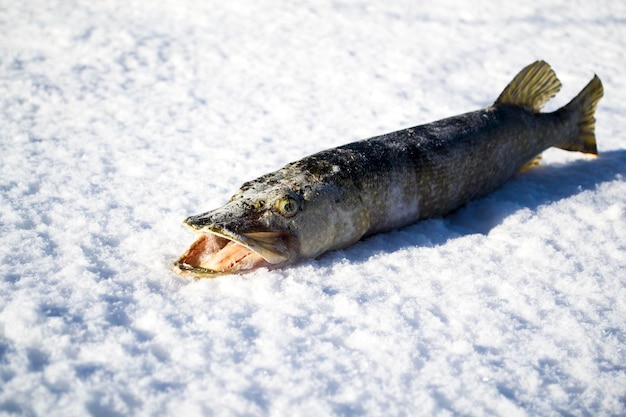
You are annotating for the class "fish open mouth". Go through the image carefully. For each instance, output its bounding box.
[173,228,291,278]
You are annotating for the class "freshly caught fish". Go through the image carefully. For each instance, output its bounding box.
[173,61,603,277]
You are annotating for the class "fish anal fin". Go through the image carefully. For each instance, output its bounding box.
[519,154,543,172]
[495,61,562,112]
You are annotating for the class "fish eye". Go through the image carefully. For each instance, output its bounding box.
[276,197,298,217]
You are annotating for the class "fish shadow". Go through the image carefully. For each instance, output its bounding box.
[319,149,626,266]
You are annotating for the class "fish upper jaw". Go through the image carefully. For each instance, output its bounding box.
[192,223,293,264]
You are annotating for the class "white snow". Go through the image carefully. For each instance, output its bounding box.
[1,0,625,416]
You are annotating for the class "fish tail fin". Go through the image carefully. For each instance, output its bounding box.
[557,74,604,155]
[495,60,562,112]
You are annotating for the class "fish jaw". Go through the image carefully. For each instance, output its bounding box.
[173,222,295,278]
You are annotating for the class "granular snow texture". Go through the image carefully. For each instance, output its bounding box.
[1,1,625,416]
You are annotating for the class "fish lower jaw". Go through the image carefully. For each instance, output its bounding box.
[172,262,227,278]
[173,256,266,278]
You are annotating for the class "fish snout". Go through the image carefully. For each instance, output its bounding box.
[184,212,215,229]
[183,202,246,230]
[183,202,265,233]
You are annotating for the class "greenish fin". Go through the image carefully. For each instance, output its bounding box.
[557,74,604,155]
[495,60,562,112]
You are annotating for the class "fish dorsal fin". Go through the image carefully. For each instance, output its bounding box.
[495,60,562,112]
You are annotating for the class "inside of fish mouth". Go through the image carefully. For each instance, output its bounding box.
[174,233,269,275]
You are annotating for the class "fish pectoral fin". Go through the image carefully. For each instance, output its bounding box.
[495,60,562,112]
[519,154,543,172]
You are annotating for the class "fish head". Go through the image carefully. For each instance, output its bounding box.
[173,170,369,277]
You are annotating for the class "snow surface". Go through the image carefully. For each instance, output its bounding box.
[1,1,625,416]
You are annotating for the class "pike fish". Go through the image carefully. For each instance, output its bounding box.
[173,61,603,278]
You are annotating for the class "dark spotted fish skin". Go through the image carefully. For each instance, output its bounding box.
[276,61,601,236]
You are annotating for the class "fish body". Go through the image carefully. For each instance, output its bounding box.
[174,61,603,277]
